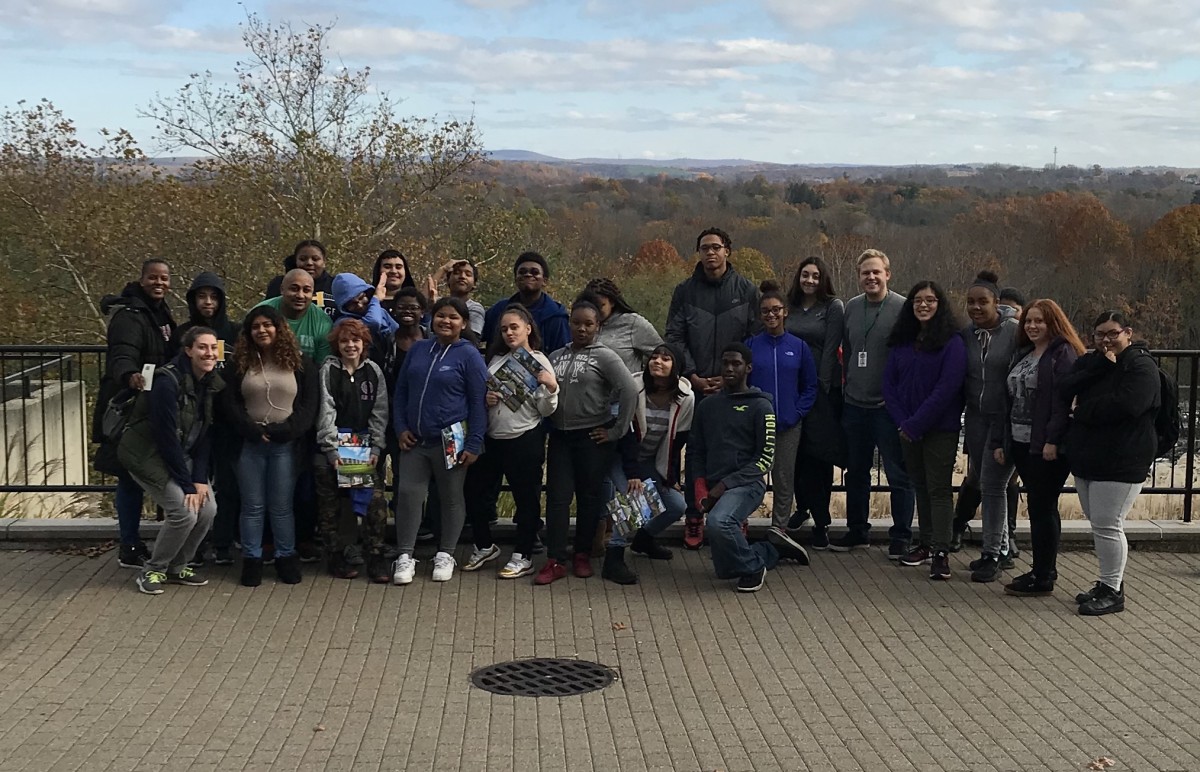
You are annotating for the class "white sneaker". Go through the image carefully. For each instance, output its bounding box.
[392,554,417,585]
[463,544,500,571]
[498,553,534,579]
[431,551,456,582]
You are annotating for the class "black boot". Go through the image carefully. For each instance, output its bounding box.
[241,558,263,587]
[602,547,638,585]
[630,528,673,560]
[275,554,303,585]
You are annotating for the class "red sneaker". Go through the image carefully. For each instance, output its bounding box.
[740,519,750,540]
[573,552,593,578]
[684,515,705,550]
[534,559,567,585]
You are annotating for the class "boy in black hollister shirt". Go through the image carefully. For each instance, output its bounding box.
[688,343,809,593]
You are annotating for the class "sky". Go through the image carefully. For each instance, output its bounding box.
[2,0,1199,167]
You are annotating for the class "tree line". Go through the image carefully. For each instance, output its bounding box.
[3,14,1200,348]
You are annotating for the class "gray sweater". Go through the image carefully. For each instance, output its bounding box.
[842,291,906,408]
[597,310,663,374]
[548,342,638,440]
[962,311,1020,416]
[786,298,845,392]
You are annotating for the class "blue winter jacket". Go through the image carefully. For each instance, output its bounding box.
[392,338,489,455]
[882,335,968,441]
[332,273,399,339]
[745,331,818,432]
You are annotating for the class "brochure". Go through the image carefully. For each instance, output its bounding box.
[442,421,467,469]
[487,348,544,411]
[336,431,373,488]
[607,479,667,539]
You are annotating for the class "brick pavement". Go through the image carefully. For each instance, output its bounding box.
[0,546,1197,771]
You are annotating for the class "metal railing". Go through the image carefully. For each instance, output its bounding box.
[1,345,1196,522]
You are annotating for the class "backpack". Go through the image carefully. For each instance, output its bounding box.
[101,366,180,444]
[1153,363,1181,459]
[101,388,139,444]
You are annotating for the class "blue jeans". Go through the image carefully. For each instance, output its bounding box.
[707,482,778,579]
[842,403,915,544]
[237,440,297,559]
[115,470,144,546]
[605,462,687,547]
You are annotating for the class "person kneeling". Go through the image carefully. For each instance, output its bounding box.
[688,343,809,594]
[119,327,223,595]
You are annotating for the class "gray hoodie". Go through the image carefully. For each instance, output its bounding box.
[597,310,663,374]
[548,342,638,441]
[315,357,389,465]
[961,309,1020,417]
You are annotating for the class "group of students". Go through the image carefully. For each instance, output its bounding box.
[92,231,1162,613]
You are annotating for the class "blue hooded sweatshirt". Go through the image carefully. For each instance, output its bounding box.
[332,273,399,339]
[746,330,818,432]
[482,292,571,352]
[392,337,489,455]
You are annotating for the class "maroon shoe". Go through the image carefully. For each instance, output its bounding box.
[534,559,567,585]
[683,515,704,550]
[572,552,593,578]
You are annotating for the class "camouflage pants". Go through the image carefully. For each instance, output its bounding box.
[314,462,388,556]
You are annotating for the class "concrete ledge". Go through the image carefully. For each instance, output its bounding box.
[3,516,1198,552]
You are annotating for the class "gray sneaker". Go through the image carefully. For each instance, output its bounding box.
[344,544,365,566]
[768,527,810,566]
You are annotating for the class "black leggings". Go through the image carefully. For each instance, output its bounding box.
[1010,442,1071,580]
[465,426,546,555]
[545,428,614,562]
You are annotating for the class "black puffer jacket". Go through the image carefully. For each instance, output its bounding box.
[1059,342,1160,483]
[92,283,177,450]
[664,262,760,378]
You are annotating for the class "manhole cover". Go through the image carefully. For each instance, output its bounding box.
[470,658,617,697]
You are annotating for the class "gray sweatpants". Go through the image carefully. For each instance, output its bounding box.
[770,422,802,529]
[393,443,468,556]
[961,409,1016,556]
[132,472,217,575]
[1076,478,1142,591]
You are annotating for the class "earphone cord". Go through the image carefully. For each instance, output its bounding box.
[257,352,287,415]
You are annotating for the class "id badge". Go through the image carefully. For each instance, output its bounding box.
[857,351,868,368]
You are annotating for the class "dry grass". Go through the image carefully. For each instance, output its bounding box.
[763,452,1196,522]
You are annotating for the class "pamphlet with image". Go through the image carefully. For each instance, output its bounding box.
[607,479,667,539]
[442,421,467,469]
[336,431,373,488]
[487,348,544,411]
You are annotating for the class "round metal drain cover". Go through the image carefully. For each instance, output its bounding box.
[470,658,617,697]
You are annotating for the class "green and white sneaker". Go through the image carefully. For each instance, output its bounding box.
[137,570,167,595]
[167,566,209,586]
[463,544,500,572]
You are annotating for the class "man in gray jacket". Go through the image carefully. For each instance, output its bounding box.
[666,227,760,549]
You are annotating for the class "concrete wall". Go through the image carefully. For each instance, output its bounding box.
[1,381,91,518]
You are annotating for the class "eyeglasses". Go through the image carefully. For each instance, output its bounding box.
[1094,328,1129,341]
[913,299,938,307]
[516,267,542,277]
[761,307,786,316]
[698,244,726,253]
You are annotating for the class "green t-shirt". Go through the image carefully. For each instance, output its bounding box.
[254,296,332,363]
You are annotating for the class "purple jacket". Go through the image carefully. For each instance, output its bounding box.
[989,336,1079,455]
[882,335,967,441]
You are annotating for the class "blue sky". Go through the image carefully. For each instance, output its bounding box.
[2,0,1199,166]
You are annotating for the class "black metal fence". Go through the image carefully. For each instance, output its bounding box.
[1,344,1196,522]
